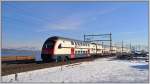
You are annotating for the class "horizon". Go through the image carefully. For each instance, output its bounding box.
[2,1,148,50]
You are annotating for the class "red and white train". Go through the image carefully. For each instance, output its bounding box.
[41,36,130,62]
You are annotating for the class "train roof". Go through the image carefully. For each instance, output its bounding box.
[47,36,89,43]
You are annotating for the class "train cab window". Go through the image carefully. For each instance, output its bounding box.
[46,44,51,48]
[44,42,54,48]
[58,44,62,48]
[71,41,74,45]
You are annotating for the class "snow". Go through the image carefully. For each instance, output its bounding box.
[1,57,148,83]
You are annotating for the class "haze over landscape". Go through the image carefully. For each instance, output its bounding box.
[2,1,148,50]
[1,2,149,83]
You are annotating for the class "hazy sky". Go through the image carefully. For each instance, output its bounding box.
[2,1,148,49]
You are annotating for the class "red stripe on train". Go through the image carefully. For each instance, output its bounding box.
[87,49,90,56]
[70,48,75,59]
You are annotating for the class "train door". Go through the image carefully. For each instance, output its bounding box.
[70,48,75,59]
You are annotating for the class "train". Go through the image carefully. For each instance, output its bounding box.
[41,36,131,62]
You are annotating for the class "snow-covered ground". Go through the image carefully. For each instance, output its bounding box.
[1,57,149,83]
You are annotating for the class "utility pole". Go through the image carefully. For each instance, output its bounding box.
[84,35,85,41]
[84,33,112,56]
[102,42,104,54]
[122,40,123,55]
[138,45,141,51]
[130,43,131,50]
[110,32,112,54]
[130,43,132,53]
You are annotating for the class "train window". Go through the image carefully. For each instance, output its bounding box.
[79,42,81,46]
[75,51,77,54]
[77,42,79,45]
[83,43,85,46]
[77,42,80,45]
[83,51,85,54]
[79,51,81,54]
[77,51,79,54]
[78,51,80,54]
[76,42,78,45]
[75,42,77,45]
[58,44,62,48]
[81,42,83,46]
[71,41,74,45]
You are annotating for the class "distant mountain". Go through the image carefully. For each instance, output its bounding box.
[14,47,41,51]
[1,48,41,56]
[2,46,41,51]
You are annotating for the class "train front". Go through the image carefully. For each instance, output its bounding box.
[41,37,56,62]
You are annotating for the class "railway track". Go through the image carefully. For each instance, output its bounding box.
[2,57,94,76]
[2,55,117,76]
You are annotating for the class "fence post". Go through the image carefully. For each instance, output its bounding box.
[15,73,18,81]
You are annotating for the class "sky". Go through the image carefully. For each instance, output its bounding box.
[2,1,148,50]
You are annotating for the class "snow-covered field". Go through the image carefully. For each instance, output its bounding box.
[1,57,149,83]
